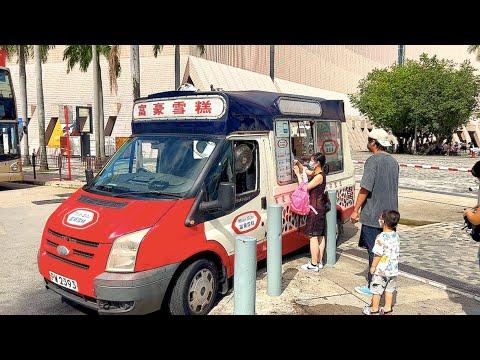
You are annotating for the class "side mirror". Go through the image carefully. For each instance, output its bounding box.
[218,182,236,212]
[85,169,94,187]
[199,182,236,213]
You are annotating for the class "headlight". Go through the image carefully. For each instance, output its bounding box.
[10,162,19,172]
[106,228,151,273]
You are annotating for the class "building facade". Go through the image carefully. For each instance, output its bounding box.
[4,45,479,155]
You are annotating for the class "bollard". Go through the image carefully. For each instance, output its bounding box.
[58,154,62,181]
[326,189,338,266]
[234,235,257,315]
[267,204,283,296]
[32,150,36,180]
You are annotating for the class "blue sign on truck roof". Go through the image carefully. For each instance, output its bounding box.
[132,90,346,136]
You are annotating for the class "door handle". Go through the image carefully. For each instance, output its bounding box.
[261,196,267,210]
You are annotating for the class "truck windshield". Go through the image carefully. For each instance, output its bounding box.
[87,135,219,199]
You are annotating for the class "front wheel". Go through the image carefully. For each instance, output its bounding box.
[168,259,219,315]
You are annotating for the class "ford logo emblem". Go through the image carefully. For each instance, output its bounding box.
[57,245,70,256]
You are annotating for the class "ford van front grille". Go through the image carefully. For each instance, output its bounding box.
[48,229,99,248]
[46,251,90,270]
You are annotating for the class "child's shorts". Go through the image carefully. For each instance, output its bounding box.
[370,274,397,295]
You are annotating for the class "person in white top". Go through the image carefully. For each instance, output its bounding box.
[363,210,401,315]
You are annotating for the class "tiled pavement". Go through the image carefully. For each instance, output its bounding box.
[338,222,480,296]
[352,151,479,196]
[352,151,479,168]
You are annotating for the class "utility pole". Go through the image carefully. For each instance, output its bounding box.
[399,45,416,154]
[270,45,275,82]
[398,45,405,65]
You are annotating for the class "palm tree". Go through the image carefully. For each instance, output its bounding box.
[34,45,55,171]
[153,45,205,90]
[131,45,140,100]
[468,45,480,61]
[63,45,121,161]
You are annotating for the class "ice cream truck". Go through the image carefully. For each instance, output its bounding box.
[37,89,355,315]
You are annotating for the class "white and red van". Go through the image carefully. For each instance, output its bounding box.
[37,90,355,315]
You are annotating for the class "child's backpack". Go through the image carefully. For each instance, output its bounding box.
[463,215,480,242]
[290,182,310,215]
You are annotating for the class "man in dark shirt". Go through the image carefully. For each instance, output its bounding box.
[351,128,399,296]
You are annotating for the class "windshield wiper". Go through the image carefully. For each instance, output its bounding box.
[91,184,116,192]
[111,191,183,199]
[89,184,130,193]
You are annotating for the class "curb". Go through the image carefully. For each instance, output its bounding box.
[338,251,480,303]
[19,180,85,189]
[353,160,471,173]
[45,181,86,189]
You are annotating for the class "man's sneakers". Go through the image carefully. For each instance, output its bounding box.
[355,285,373,296]
[300,262,321,272]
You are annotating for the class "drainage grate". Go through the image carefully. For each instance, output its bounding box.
[32,199,65,205]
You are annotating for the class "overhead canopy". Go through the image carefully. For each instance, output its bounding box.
[184,56,364,119]
[184,56,277,92]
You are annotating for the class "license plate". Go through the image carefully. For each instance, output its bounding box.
[49,271,79,292]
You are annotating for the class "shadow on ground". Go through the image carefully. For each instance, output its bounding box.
[294,303,361,315]
[446,246,480,315]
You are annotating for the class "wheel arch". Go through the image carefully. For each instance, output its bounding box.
[161,249,229,312]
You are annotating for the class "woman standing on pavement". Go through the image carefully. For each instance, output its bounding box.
[293,153,327,272]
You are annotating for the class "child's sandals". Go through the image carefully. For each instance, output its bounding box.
[380,307,394,315]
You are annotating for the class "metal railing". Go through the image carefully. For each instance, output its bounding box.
[25,152,112,181]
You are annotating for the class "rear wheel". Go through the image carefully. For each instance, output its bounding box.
[169,259,219,315]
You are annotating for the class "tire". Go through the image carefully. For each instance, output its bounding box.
[168,259,219,315]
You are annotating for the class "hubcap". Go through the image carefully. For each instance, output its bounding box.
[188,268,215,314]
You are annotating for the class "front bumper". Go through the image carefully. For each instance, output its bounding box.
[0,172,23,182]
[45,263,180,315]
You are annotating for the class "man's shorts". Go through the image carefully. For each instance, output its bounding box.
[369,274,397,295]
[358,225,382,252]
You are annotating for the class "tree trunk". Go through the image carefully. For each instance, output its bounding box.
[270,45,275,82]
[97,59,105,161]
[131,45,140,100]
[92,45,100,159]
[34,45,48,170]
[175,45,180,90]
[18,45,30,165]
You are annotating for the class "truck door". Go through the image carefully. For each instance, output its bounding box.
[203,135,270,260]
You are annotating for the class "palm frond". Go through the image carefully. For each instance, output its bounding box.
[152,45,163,57]
[196,45,206,56]
[40,45,55,63]
[468,45,480,62]
[108,45,121,94]
[63,45,92,73]
[0,45,17,61]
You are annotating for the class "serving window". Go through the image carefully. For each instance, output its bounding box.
[274,119,344,185]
